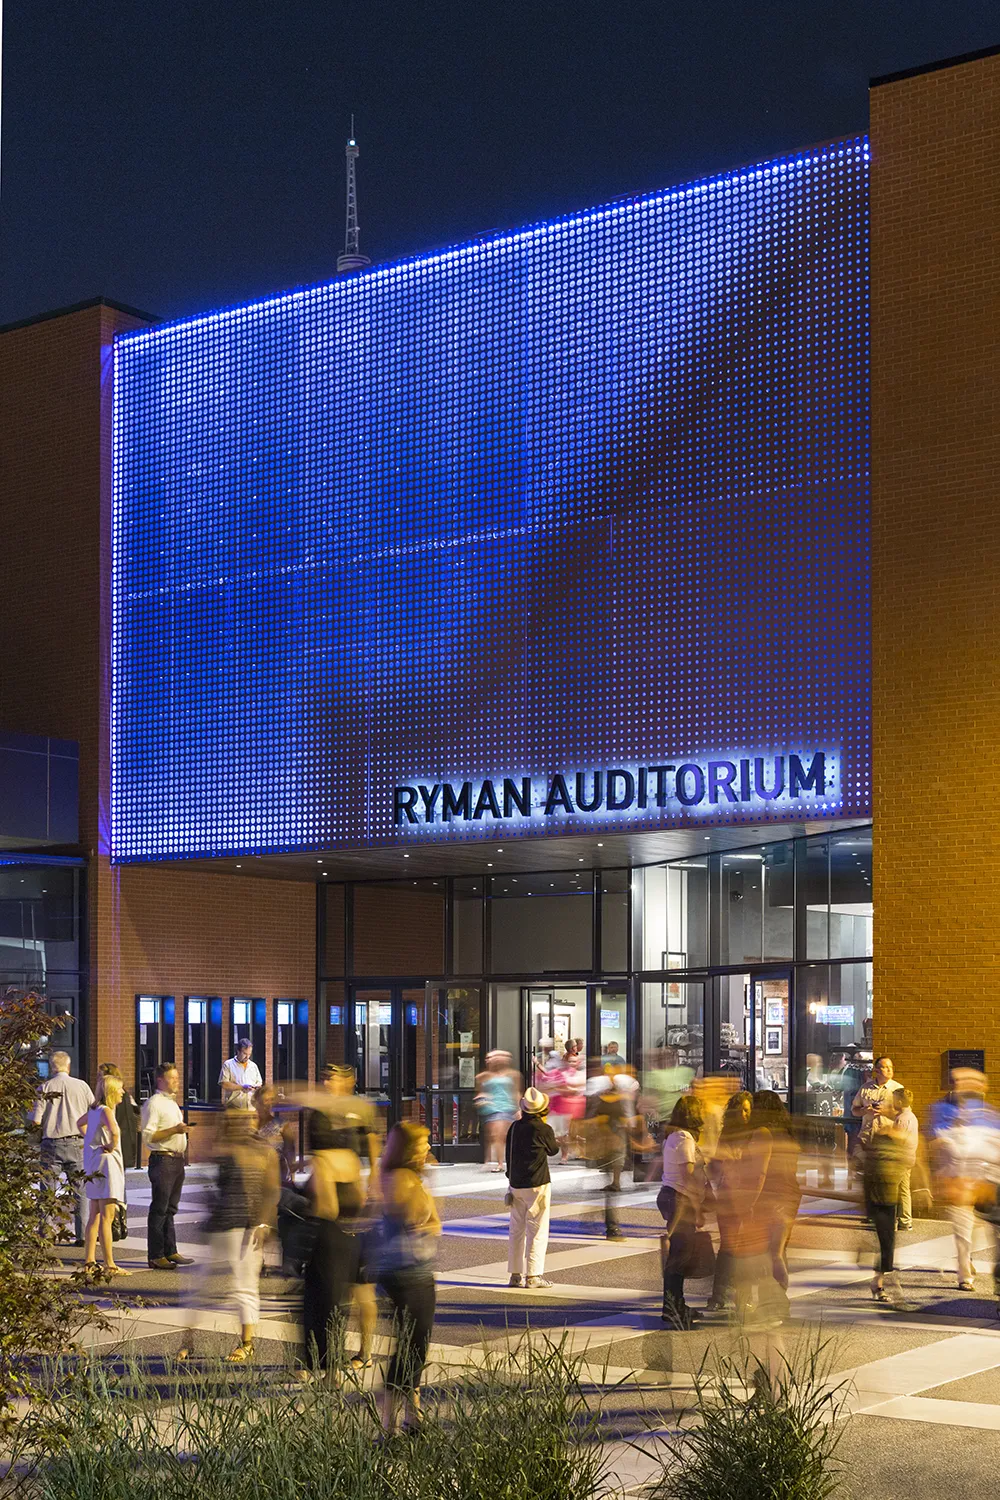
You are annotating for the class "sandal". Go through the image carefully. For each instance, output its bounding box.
[106,1266,131,1277]
[225,1342,254,1364]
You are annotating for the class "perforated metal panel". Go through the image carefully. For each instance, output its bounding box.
[112,138,870,860]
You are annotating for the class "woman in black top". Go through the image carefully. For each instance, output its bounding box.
[505,1087,559,1289]
[98,1062,141,1169]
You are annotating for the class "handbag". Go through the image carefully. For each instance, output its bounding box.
[365,1215,437,1280]
[111,1203,128,1243]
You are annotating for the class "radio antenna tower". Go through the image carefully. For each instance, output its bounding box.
[337,116,371,275]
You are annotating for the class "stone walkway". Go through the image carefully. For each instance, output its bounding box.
[58,1160,1000,1498]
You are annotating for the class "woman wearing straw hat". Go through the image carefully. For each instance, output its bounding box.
[505,1087,560,1289]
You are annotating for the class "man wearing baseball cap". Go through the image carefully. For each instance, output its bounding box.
[505,1087,560,1289]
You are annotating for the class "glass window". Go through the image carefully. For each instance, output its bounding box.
[829,832,873,959]
[353,881,446,976]
[600,870,629,972]
[451,877,484,974]
[489,871,593,973]
[794,961,873,1124]
[642,979,704,1083]
[719,850,764,964]
[318,981,346,1070]
[762,841,794,961]
[798,835,830,959]
[639,858,708,971]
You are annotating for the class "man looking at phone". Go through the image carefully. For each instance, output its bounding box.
[220,1037,263,1109]
[142,1062,194,1269]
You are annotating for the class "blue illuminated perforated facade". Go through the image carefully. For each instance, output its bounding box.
[112,138,870,861]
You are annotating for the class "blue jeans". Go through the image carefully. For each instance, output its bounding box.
[41,1135,86,1241]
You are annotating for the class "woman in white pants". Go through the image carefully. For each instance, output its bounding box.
[505,1088,560,1289]
[177,1112,279,1363]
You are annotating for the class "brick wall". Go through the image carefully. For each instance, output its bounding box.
[872,49,1000,1111]
[0,304,317,1100]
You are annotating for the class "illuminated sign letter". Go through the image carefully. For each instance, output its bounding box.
[575,771,604,812]
[543,775,574,816]
[502,777,532,817]
[394,786,419,825]
[473,780,502,819]
[418,784,441,820]
[790,752,826,798]
[606,769,636,811]
[675,764,706,806]
[708,760,738,804]
[442,782,472,821]
[753,757,785,800]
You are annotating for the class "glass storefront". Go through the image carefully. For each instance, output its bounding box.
[0,862,87,1076]
[316,825,872,1156]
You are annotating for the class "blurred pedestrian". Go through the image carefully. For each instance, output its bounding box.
[644,1046,695,1143]
[928,1069,1000,1292]
[177,1110,279,1363]
[505,1086,559,1289]
[705,1090,752,1313]
[302,1109,376,1376]
[312,1064,383,1190]
[253,1083,304,1274]
[475,1051,520,1172]
[586,1067,631,1240]
[549,1043,586,1163]
[375,1122,441,1435]
[657,1094,707,1329]
[98,1062,142,1170]
[751,1090,802,1316]
[141,1062,194,1270]
[30,1050,93,1245]
[728,1097,776,1326]
[864,1089,912,1305]
[78,1075,129,1277]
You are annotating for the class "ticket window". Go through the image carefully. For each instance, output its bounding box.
[274,999,309,1088]
[230,997,267,1075]
[135,995,175,1103]
[185,996,223,1105]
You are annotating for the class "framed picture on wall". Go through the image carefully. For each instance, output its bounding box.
[662,954,687,1008]
[765,1027,783,1055]
[765,999,784,1026]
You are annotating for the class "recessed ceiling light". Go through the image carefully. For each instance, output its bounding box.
[236,864,242,869]
[403,853,410,859]
[316,860,323,864]
[597,842,604,848]
[496,847,503,852]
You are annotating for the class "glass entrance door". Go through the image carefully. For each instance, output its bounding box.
[351,984,484,1158]
[427,984,484,1160]
[524,986,588,1087]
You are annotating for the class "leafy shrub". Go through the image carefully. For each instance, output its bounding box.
[0,990,100,1436]
[653,1333,848,1500]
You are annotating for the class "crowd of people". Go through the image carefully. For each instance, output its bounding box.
[29,1035,1000,1419]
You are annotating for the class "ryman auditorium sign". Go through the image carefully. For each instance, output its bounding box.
[393,751,835,827]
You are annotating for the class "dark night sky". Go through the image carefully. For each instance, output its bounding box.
[0,2,997,327]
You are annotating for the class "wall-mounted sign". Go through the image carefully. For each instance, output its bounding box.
[393,751,835,827]
[813,1004,854,1026]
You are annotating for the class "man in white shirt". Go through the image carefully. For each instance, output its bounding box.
[219,1038,263,1108]
[31,1051,94,1244]
[141,1062,194,1269]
